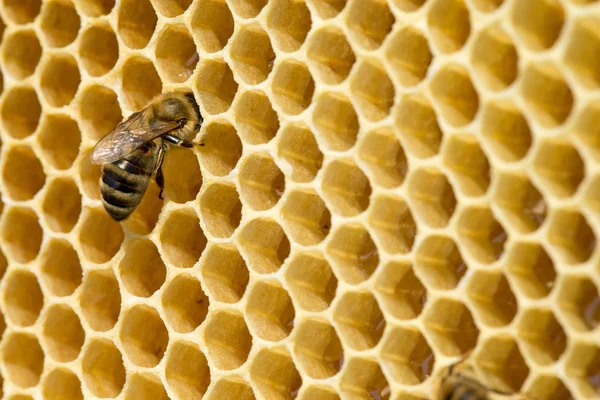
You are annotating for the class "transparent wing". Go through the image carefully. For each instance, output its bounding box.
[90,109,179,164]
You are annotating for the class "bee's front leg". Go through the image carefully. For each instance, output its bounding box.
[164,134,194,148]
[155,142,167,199]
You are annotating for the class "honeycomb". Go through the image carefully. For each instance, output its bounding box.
[0,0,596,398]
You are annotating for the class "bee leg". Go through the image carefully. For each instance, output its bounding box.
[164,134,194,148]
[155,142,167,200]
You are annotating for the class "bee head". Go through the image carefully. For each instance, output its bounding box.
[155,97,191,124]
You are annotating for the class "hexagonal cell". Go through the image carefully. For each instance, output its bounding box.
[120,56,162,111]
[40,239,82,297]
[191,0,233,52]
[0,206,43,263]
[117,0,157,49]
[82,338,126,398]
[481,100,532,162]
[73,0,115,16]
[78,85,122,141]
[1,29,42,79]
[162,274,209,333]
[521,63,574,128]
[340,358,389,399]
[206,377,255,400]
[313,92,359,151]
[286,252,337,312]
[195,59,237,115]
[237,218,290,274]
[204,310,252,370]
[395,93,443,158]
[277,123,323,183]
[430,64,479,127]
[575,101,600,160]
[3,0,41,23]
[2,145,45,201]
[267,0,311,52]
[165,341,211,399]
[424,299,479,357]
[201,243,249,303]
[80,269,121,332]
[369,195,416,255]
[326,223,379,284]
[385,26,432,87]
[246,280,295,342]
[120,305,169,368]
[375,262,426,320]
[346,0,394,50]
[271,60,314,116]
[153,0,191,16]
[414,235,466,290]
[358,127,408,189]
[557,275,600,331]
[307,26,356,84]
[350,60,395,122]
[119,239,165,298]
[199,182,242,238]
[198,121,242,176]
[294,318,343,379]
[308,0,347,19]
[407,168,456,228]
[250,348,301,400]
[511,0,564,51]
[321,159,370,217]
[234,90,279,144]
[506,242,556,299]
[493,173,546,233]
[1,332,44,388]
[79,22,118,77]
[427,0,470,53]
[533,139,584,198]
[443,134,490,197]
[517,308,566,366]
[155,24,198,83]
[3,269,43,326]
[472,24,518,91]
[334,291,385,350]
[124,373,169,400]
[457,206,508,264]
[42,304,85,362]
[41,178,81,233]
[42,368,83,400]
[466,271,517,327]
[230,24,274,85]
[38,114,81,170]
[281,189,330,246]
[527,375,574,400]
[39,0,80,47]
[238,152,284,211]
[161,147,202,203]
[1,86,42,139]
[78,208,124,263]
[159,208,206,268]
[381,326,435,385]
[475,336,529,392]
[565,343,600,397]
[40,54,80,107]
[548,209,595,265]
[565,17,600,89]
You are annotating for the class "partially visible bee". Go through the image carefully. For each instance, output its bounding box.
[90,92,202,221]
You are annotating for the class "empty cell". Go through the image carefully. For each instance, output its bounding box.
[407,168,456,228]
[159,208,206,268]
[120,305,169,367]
[1,29,42,79]
[195,59,238,115]
[575,101,600,160]
[521,63,574,128]
[41,178,81,233]
[3,0,41,23]
[39,0,80,47]
[42,304,85,362]
[1,332,44,388]
[430,64,479,127]
[267,0,311,52]
[334,291,385,350]
[117,0,157,49]
[162,274,209,333]
[548,209,595,265]
[73,0,114,16]
[238,152,285,210]
[229,0,267,18]
[125,373,169,400]
[307,26,356,84]
[326,223,379,284]
[475,336,529,392]
[120,58,162,113]
[481,100,532,162]
[119,239,166,298]
[557,275,600,331]
[237,218,290,274]
[204,310,252,370]
[308,0,347,19]
[80,269,121,331]
[517,308,566,365]
[423,299,479,356]
[230,25,275,84]
[191,0,233,52]
[78,208,124,263]
[2,145,46,201]
[533,140,584,198]
[76,149,102,198]
[527,375,574,400]
[395,93,443,158]
[198,121,242,176]
[565,17,600,88]
[206,377,255,400]
[82,338,126,397]
[201,243,249,303]
[42,368,83,400]
[493,173,546,233]
[0,206,43,263]
[427,0,470,53]
[443,134,490,197]
[277,123,323,183]
[3,270,43,327]
[294,318,343,379]
[321,159,371,216]
[40,54,81,107]
[511,0,564,51]
[154,0,191,17]
[506,242,556,299]
[350,60,395,122]
[369,195,416,255]
[457,206,508,264]
[40,239,82,297]
[200,182,242,238]
[385,26,433,87]
[272,60,315,115]
[358,127,408,189]
[246,280,295,341]
[375,262,426,320]
[162,147,202,203]
[346,0,394,50]
[1,86,42,139]
[340,358,389,399]
[166,342,211,400]
[250,348,301,400]
[472,24,518,91]
[286,252,337,312]
[79,22,119,77]
[38,114,81,170]
[78,85,122,141]
[466,271,517,327]
[281,189,330,246]
[565,343,600,397]
[155,24,198,83]
[381,326,435,385]
[414,235,467,290]
[234,91,279,144]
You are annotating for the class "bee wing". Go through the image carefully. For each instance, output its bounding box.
[90,109,180,164]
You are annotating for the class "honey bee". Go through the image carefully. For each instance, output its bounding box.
[90,92,202,221]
